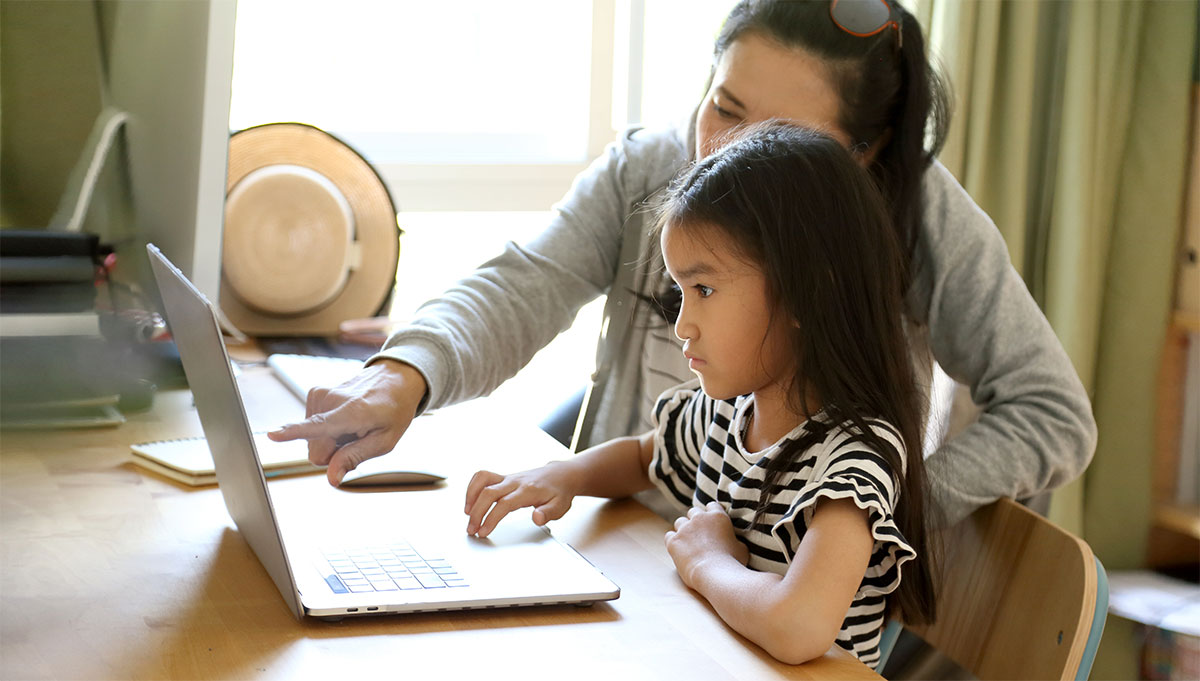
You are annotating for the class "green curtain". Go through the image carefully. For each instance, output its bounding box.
[914,0,1196,547]
[914,1,1197,677]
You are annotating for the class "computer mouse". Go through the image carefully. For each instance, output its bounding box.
[338,468,446,488]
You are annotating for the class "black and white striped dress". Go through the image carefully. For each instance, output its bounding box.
[648,380,916,667]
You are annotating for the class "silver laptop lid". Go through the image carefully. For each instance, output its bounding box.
[147,244,305,619]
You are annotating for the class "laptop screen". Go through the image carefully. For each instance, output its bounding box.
[147,244,304,619]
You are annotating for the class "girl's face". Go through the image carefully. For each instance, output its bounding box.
[661,220,795,403]
[695,32,849,160]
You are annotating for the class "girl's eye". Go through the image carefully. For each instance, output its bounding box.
[695,284,714,298]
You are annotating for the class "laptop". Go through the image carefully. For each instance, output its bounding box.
[146,244,619,619]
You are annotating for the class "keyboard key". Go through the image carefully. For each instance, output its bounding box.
[414,573,446,589]
[319,543,460,593]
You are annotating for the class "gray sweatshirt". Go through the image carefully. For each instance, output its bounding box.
[372,125,1097,527]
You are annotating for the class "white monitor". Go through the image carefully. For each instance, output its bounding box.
[105,0,237,304]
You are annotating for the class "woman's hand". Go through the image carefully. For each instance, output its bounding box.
[267,359,427,486]
[464,463,581,538]
[665,501,749,588]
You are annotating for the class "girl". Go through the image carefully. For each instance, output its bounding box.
[463,123,936,668]
[272,0,1094,534]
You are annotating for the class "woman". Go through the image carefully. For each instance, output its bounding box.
[270,0,1096,528]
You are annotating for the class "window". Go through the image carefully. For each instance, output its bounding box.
[229,0,741,211]
[230,1,594,165]
[618,0,739,130]
[230,0,607,210]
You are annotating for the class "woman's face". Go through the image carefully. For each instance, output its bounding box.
[695,32,849,159]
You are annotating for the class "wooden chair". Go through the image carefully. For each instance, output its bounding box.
[878,498,1108,680]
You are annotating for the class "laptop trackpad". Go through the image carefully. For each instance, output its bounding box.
[468,522,553,547]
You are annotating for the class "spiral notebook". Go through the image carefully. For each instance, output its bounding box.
[130,432,320,486]
[131,354,360,486]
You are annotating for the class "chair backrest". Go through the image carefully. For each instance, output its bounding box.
[909,498,1107,681]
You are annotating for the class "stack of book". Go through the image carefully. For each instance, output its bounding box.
[0,230,122,428]
[0,230,102,337]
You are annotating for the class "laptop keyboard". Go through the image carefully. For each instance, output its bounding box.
[320,543,467,594]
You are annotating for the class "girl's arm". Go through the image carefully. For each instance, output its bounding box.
[666,499,873,665]
[464,430,656,538]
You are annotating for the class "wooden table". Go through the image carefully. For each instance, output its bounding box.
[0,368,882,680]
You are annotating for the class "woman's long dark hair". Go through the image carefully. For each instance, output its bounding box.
[656,122,936,626]
[689,0,952,292]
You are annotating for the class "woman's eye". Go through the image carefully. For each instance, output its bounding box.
[711,101,737,119]
[695,285,714,298]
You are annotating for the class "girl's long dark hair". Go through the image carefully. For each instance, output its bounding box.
[656,123,936,626]
[690,0,952,292]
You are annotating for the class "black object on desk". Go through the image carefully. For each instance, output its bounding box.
[257,336,377,361]
[0,230,106,314]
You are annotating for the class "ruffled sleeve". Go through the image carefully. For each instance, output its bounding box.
[771,423,916,597]
[647,379,708,514]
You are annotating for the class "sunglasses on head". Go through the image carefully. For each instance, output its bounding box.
[830,0,902,48]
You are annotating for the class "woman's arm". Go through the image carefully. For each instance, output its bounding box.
[268,128,686,483]
[464,430,656,537]
[666,499,873,665]
[377,128,686,413]
[911,162,1097,527]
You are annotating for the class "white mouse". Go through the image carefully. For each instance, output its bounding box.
[338,468,446,488]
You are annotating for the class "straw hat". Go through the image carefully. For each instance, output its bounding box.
[220,123,400,335]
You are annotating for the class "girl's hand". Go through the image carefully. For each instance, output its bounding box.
[464,463,579,538]
[665,501,750,588]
